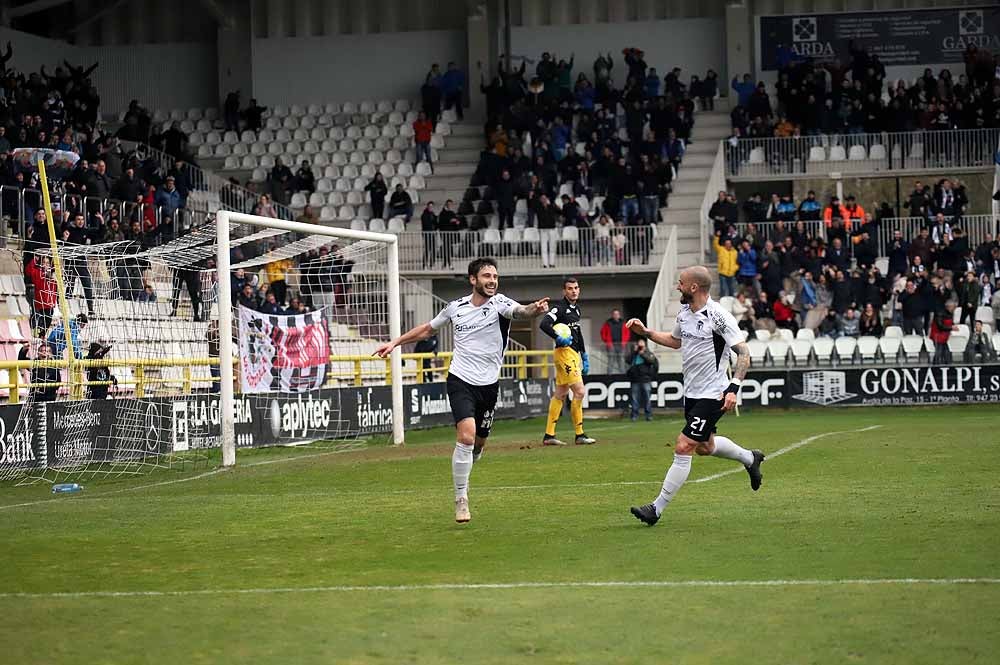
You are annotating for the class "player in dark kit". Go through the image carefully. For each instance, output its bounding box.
[539,277,596,446]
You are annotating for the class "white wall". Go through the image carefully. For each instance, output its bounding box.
[251,30,467,106]
[0,26,75,75]
[80,43,219,116]
[509,18,726,86]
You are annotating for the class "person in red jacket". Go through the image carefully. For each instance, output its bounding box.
[599,309,631,373]
[930,301,955,365]
[25,255,58,335]
[772,291,798,334]
[413,111,434,171]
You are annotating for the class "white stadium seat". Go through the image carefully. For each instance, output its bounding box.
[812,337,835,364]
[790,339,812,365]
[834,336,857,364]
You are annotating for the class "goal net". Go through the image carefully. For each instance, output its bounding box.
[1,211,403,485]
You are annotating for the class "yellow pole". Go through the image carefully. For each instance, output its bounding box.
[37,159,80,399]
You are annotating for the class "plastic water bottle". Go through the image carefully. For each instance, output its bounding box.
[51,483,83,494]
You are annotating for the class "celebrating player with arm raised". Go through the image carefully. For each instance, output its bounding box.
[625,266,765,526]
[374,258,550,524]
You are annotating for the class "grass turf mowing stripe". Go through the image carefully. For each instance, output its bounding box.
[2,577,998,599]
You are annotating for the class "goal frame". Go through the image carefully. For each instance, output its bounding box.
[215,210,404,467]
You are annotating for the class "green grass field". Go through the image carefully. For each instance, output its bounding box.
[2,405,999,664]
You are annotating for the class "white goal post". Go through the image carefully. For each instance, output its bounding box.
[215,210,405,467]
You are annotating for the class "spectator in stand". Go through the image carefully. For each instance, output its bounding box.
[495,169,515,230]
[838,307,860,337]
[253,194,278,218]
[387,184,414,224]
[713,233,738,297]
[413,111,434,171]
[600,309,631,374]
[930,301,956,364]
[708,190,737,236]
[798,190,822,221]
[420,202,437,268]
[964,320,996,362]
[365,173,388,220]
[296,204,319,226]
[30,344,60,403]
[155,176,182,226]
[259,292,283,315]
[594,214,613,265]
[243,98,266,133]
[85,341,116,400]
[293,160,315,194]
[731,74,755,108]
[735,238,758,293]
[957,270,981,326]
[626,337,658,422]
[25,254,57,334]
[753,291,776,334]
[223,91,240,132]
[137,283,156,303]
[237,283,259,310]
[534,193,558,268]
[48,313,87,359]
[859,302,883,336]
[437,199,463,270]
[264,250,293,305]
[773,291,797,334]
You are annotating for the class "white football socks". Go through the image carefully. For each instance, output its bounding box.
[652,453,692,515]
[712,436,754,466]
[452,442,474,501]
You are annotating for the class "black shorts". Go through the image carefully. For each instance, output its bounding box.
[446,374,499,439]
[682,397,725,443]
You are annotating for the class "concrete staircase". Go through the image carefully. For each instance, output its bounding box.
[420,124,483,207]
[662,110,730,268]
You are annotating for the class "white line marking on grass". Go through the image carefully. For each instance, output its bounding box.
[2,577,997,599]
[690,425,883,485]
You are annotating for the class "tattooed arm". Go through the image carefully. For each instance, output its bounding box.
[511,297,550,320]
[722,341,750,412]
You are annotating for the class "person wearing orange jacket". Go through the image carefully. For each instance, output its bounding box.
[823,195,849,229]
[842,195,865,229]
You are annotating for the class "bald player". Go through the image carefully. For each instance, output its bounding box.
[625,266,765,526]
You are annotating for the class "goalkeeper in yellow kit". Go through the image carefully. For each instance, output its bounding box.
[539,277,596,446]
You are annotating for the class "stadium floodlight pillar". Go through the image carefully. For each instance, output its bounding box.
[215,211,405,465]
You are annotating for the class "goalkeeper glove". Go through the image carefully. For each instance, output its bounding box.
[581,353,590,376]
[555,334,574,347]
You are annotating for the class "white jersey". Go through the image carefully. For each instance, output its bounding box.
[671,297,744,399]
[430,293,521,386]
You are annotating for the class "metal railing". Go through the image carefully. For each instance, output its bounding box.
[721,220,826,247]
[699,141,727,258]
[724,128,1000,180]
[395,226,666,274]
[0,349,556,404]
[646,225,678,333]
[874,215,999,256]
[1,185,201,244]
[119,140,296,221]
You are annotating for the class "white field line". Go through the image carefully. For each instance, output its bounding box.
[0,424,878,510]
[2,577,997,600]
[690,425,883,484]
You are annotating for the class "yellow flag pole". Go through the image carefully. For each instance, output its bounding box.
[37,158,79,397]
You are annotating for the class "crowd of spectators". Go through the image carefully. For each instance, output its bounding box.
[472,48,711,229]
[708,178,999,362]
[727,44,1000,140]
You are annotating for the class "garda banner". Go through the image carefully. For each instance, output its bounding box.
[237,305,329,394]
[758,7,1000,71]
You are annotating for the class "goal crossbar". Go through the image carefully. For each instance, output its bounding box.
[215,210,404,467]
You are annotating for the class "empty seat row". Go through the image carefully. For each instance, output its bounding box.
[745,331,999,367]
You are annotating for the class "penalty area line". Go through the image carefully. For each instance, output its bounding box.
[2,577,998,599]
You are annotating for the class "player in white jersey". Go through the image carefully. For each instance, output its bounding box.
[624,266,765,526]
[374,258,550,523]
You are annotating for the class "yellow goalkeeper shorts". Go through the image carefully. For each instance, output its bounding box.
[553,347,583,386]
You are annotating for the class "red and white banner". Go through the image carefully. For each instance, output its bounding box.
[238,306,329,393]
